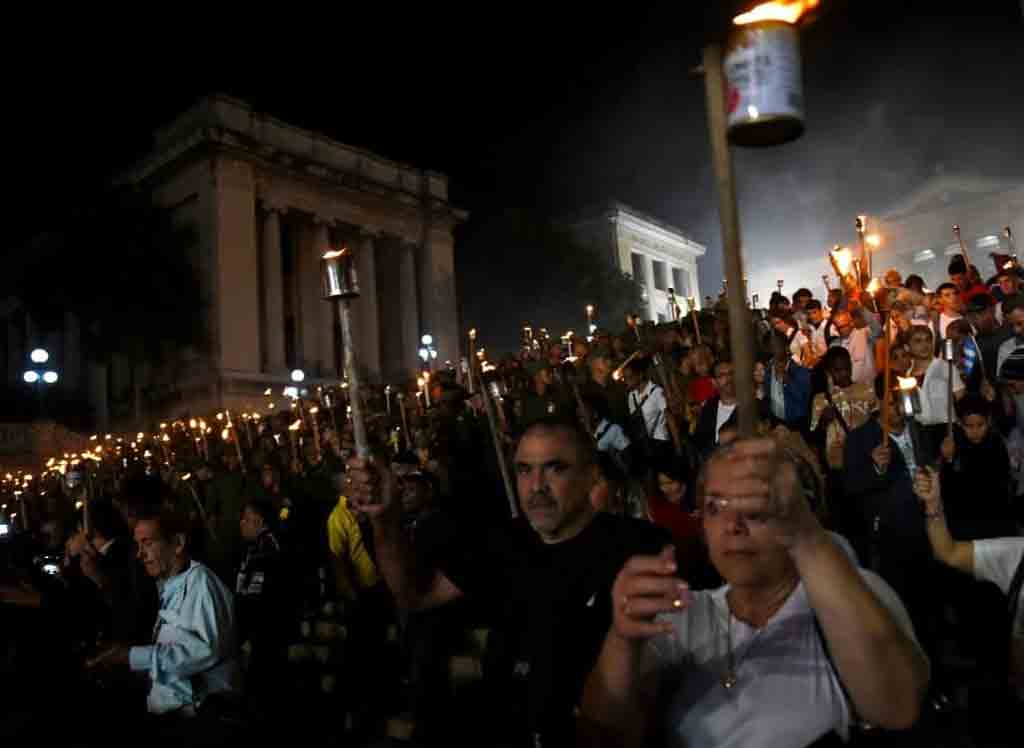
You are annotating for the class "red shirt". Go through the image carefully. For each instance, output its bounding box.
[687,376,716,407]
[647,491,703,575]
[962,283,990,304]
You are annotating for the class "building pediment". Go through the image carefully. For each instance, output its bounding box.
[882,175,1023,220]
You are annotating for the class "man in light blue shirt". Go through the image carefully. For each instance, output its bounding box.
[88,506,240,716]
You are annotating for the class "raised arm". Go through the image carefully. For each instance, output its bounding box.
[913,467,974,575]
[580,545,686,748]
[718,440,930,730]
[346,455,463,611]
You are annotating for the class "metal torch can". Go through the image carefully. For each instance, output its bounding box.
[724,20,805,147]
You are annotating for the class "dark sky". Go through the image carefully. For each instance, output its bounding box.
[6,2,1022,351]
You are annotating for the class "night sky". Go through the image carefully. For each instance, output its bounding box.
[6,2,1022,353]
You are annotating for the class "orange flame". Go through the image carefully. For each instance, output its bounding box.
[734,0,819,25]
[897,376,917,392]
[830,246,853,276]
[866,278,881,294]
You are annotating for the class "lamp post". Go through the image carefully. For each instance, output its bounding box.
[23,348,59,419]
[418,334,437,372]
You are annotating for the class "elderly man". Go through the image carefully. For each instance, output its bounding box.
[830,310,876,386]
[88,506,240,722]
[346,417,668,747]
[580,439,930,748]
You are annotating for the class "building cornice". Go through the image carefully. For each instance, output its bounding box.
[612,211,706,260]
[120,94,467,227]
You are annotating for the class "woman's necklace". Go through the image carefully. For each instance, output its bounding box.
[722,612,738,690]
[721,598,767,690]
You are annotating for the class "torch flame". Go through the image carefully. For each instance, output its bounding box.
[288,420,302,432]
[866,234,882,248]
[189,419,197,429]
[733,0,819,25]
[830,246,853,276]
[264,388,272,396]
[468,328,477,340]
[586,304,594,315]
[897,376,918,392]
[322,248,347,260]
[221,429,230,441]
[309,406,319,415]
[866,278,881,294]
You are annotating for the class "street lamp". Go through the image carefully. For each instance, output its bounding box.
[419,333,437,371]
[23,348,58,418]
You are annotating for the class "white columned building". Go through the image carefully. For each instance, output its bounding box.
[122,94,466,416]
[571,203,706,322]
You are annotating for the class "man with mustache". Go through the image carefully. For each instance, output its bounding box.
[346,417,670,747]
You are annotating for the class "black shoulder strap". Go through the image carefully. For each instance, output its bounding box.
[1007,545,1024,634]
[822,388,851,434]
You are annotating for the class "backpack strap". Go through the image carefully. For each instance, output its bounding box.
[1007,546,1024,638]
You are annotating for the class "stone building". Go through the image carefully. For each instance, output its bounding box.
[121,94,467,417]
[569,202,705,321]
[870,176,1024,288]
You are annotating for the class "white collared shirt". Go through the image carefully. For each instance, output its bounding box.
[629,381,669,442]
[129,561,240,714]
[643,555,922,748]
[832,327,876,386]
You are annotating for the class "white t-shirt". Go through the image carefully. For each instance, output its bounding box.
[715,401,737,443]
[939,312,961,340]
[834,327,876,386]
[973,538,1024,640]
[643,568,919,748]
[918,357,964,426]
[629,381,670,442]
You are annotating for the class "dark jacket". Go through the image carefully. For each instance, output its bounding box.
[940,426,1016,540]
[843,417,928,545]
[763,359,813,427]
[95,536,158,643]
[694,396,748,457]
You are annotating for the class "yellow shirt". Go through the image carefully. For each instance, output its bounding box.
[326,495,379,599]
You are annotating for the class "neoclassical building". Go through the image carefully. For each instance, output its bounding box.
[870,176,1024,288]
[125,94,466,415]
[570,203,705,320]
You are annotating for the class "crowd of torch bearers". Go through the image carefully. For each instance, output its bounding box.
[1,214,1018,536]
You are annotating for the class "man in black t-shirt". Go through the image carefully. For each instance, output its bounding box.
[347,417,670,747]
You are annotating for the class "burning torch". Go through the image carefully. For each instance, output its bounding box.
[321,248,368,459]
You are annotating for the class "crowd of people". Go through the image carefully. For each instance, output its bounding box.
[2,249,1024,747]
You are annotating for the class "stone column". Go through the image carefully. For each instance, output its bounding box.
[416,229,459,372]
[312,218,335,378]
[643,254,658,321]
[297,218,324,376]
[211,158,260,375]
[398,241,421,378]
[261,204,287,374]
[353,230,382,382]
[688,266,701,309]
